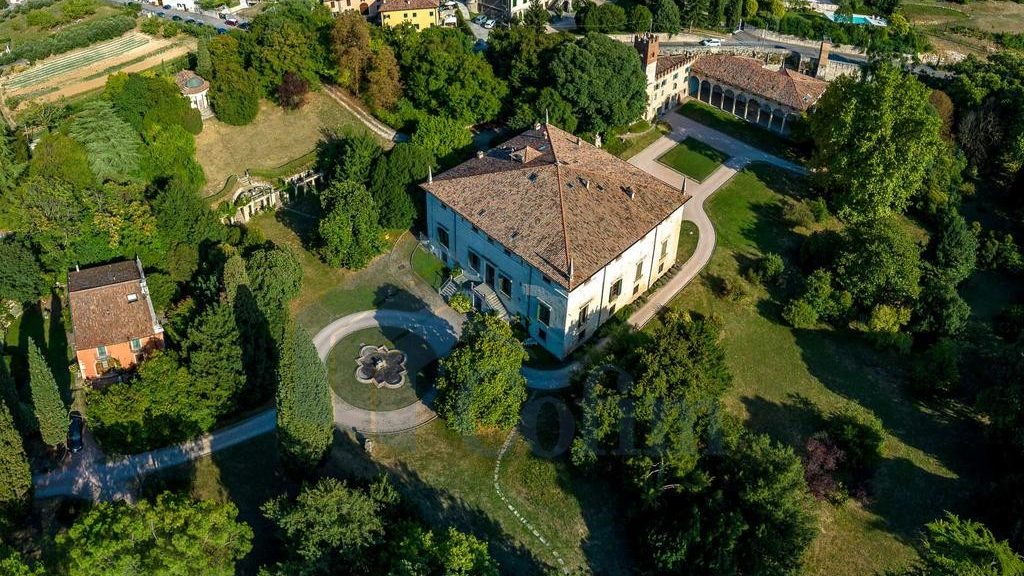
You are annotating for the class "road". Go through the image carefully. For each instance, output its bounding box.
[110,0,248,30]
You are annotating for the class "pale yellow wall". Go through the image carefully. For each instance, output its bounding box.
[380,7,437,28]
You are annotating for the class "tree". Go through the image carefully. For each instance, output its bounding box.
[67,100,142,182]
[906,513,1024,576]
[382,523,499,576]
[317,180,386,269]
[27,338,67,448]
[0,236,46,303]
[833,217,922,310]
[183,302,246,419]
[58,493,253,575]
[105,73,202,135]
[152,178,222,246]
[246,0,331,93]
[0,127,25,196]
[208,35,261,126]
[629,4,653,33]
[278,72,309,109]
[411,116,472,163]
[393,27,507,124]
[782,298,819,328]
[825,403,884,474]
[0,547,42,576]
[0,397,30,529]
[317,129,383,186]
[653,0,681,34]
[523,0,549,32]
[196,37,212,79]
[262,478,384,569]
[435,313,527,434]
[363,46,402,111]
[680,0,711,27]
[331,10,371,92]
[140,124,206,194]
[744,0,758,17]
[932,208,978,285]
[809,65,943,222]
[245,246,303,335]
[549,33,648,133]
[367,142,432,229]
[580,3,627,32]
[276,320,333,472]
[28,133,94,189]
[912,266,970,338]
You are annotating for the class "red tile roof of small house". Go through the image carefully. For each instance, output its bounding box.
[68,260,162,350]
[691,54,827,111]
[421,124,692,291]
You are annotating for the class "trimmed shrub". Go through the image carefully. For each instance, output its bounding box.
[448,292,472,314]
[826,403,884,473]
[27,338,67,448]
[783,298,818,328]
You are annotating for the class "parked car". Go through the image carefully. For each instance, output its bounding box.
[217,27,228,33]
[238,21,250,29]
[162,3,171,8]
[483,18,495,28]
[184,18,195,24]
[699,38,722,47]
[68,411,84,454]
[155,11,165,17]
[225,15,239,25]
[171,14,182,20]
[472,14,486,24]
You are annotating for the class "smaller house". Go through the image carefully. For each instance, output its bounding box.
[378,0,439,29]
[175,70,214,121]
[68,260,164,381]
[322,0,373,15]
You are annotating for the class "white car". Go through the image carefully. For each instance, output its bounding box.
[700,38,722,47]
[443,1,457,8]
[473,14,486,24]
[483,18,495,28]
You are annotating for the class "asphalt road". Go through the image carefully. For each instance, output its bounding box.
[111,0,248,30]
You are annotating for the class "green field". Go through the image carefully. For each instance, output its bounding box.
[678,100,801,161]
[650,163,986,576]
[3,33,150,90]
[656,138,730,181]
[411,244,446,291]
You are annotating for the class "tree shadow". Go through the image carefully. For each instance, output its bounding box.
[372,283,430,313]
[274,207,320,253]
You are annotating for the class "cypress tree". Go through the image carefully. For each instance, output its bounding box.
[276,319,333,472]
[0,397,31,528]
[27,338,67,448]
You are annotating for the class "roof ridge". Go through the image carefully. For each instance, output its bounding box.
[548,123,573,281]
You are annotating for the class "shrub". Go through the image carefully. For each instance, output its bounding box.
[866,304,912,353]
[783,298,818,328]
[161,20,179,37]
[140,16,161,35]
[25,9,58,28]
[910,338,959,395]
[758,252,785,284]
[448,292,472,314]
[809,198,829,222]
[826,403,884,473]
[803,433,847,503]
[783,200,815,228]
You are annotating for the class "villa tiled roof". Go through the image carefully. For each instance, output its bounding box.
[68,261,161,350]
[378,0,437,12]
[655,54,697,79]
[691,54,827,111]
[421,124,691,291]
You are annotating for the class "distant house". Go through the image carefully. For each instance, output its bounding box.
[68,260,164,381]
[322,0,373,15]
[378,0,439,29]
[477,0,529,20]
[421,123,691,359]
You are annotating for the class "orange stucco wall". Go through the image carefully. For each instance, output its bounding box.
[77,334,164,379]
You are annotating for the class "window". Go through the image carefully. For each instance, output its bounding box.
[97,345,108,359]
[661,239,669,259]
[635,261,644,282]
[609,304,616,316]
[537,301,551,326]
[537,328,547,342]
[658,262,665,274]
[577,303,589,327]
[633,283,641,296]
[498,274,512,298]
[609,278,622,300]
[468,250,481,272]
[130,338,141,352]
[436,226,450,249]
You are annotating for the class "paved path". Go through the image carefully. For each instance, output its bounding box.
[625,107,805,328]
[323,85,402,143]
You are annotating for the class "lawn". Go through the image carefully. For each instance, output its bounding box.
[678,219,699,263]
[656,138,729,182]
[651,163,987,576]
[411,244,446,291]
[195,92,376,196]
[677,100,802,161]
[605,122,670,160]
[326,326,436,411]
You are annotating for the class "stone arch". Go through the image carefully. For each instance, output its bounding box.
[759,102,774,127]
[744,98,760,123]
[700,79,712,103]
[711,84,724,109]
[723,88,736,115]
[688,75,700,97]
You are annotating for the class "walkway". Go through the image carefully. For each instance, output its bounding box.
[323,85,403,143]
[625,107,805,328]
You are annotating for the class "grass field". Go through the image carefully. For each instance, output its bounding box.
[0,0,122,44]
[411,244,446,291]
[678,100,801,161]
[196,92,376,196]
[325,326,436,411]
[606,122,670,160]
[656,138,729,181]
[651,163,987,576]
[3,33,150,90]
[678,219,699,263]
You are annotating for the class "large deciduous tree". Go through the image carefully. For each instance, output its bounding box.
[435,313,527,434]
[276,320,333,472]
[367,142,432,229]
[208,35,261,126]
[549,33,647,134]
[809,65,944,222]
[833,217,922,310]
[58,493,253,575]
[0,236,46,304]
[27,338,67,448]
[317,180,386,269]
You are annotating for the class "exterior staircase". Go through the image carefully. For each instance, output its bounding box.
[472,283,509,320]
[439,277,459,299]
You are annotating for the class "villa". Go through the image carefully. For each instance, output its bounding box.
[421,123,691,359]
[378,0,439,28]
[68,259,164,381]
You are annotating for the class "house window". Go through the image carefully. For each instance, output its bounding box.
[537,328,547,342]
[436,226,450,249]
[130,338,142,352]
[97,345,108,359]
[537,301,551,326]
[635,261,644,282]
[661,239,669,259]
[609,278,622,300]
[658,262,665,274]
[577,303,589,327]
[468,250,481,272]
[499,274,512,298]
[633,282,641,295]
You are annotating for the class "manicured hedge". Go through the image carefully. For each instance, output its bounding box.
[0,13,136,65]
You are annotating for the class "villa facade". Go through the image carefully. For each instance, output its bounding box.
[422,124,690,359]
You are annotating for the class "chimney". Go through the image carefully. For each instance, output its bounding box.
[427,165,432,183]
[533,121,541,131]
[594,133,602,148]
[476,150,485,159]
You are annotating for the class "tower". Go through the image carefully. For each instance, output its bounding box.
[633,33,659,85]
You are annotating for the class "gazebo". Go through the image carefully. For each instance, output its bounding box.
[174,70,214,121]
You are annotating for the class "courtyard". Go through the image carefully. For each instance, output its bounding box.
[656,137,730,182]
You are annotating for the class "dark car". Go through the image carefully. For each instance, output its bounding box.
[184,18,195,24]
[171,14,182,20]
[155,11,165,17]
[217,27,227,33]
[68,411,84,454]
[238,21,250,29]
[162,3,171,8]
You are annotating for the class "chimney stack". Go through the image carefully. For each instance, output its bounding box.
[476,150,485,159]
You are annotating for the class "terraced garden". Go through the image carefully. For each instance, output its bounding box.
[3,32,150,91]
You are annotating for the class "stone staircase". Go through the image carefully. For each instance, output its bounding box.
[439,277,459,299]
[472,283,509,320]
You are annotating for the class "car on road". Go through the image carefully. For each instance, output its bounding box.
[217,27,228,33]
[171,14,182,20]
[68,411,84,454]
[162,3,171,8]
[472,14,486,24]
[483,18,495,28]
[700,38,722,47]
[225,15,239,25]
[155,11,165,17]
